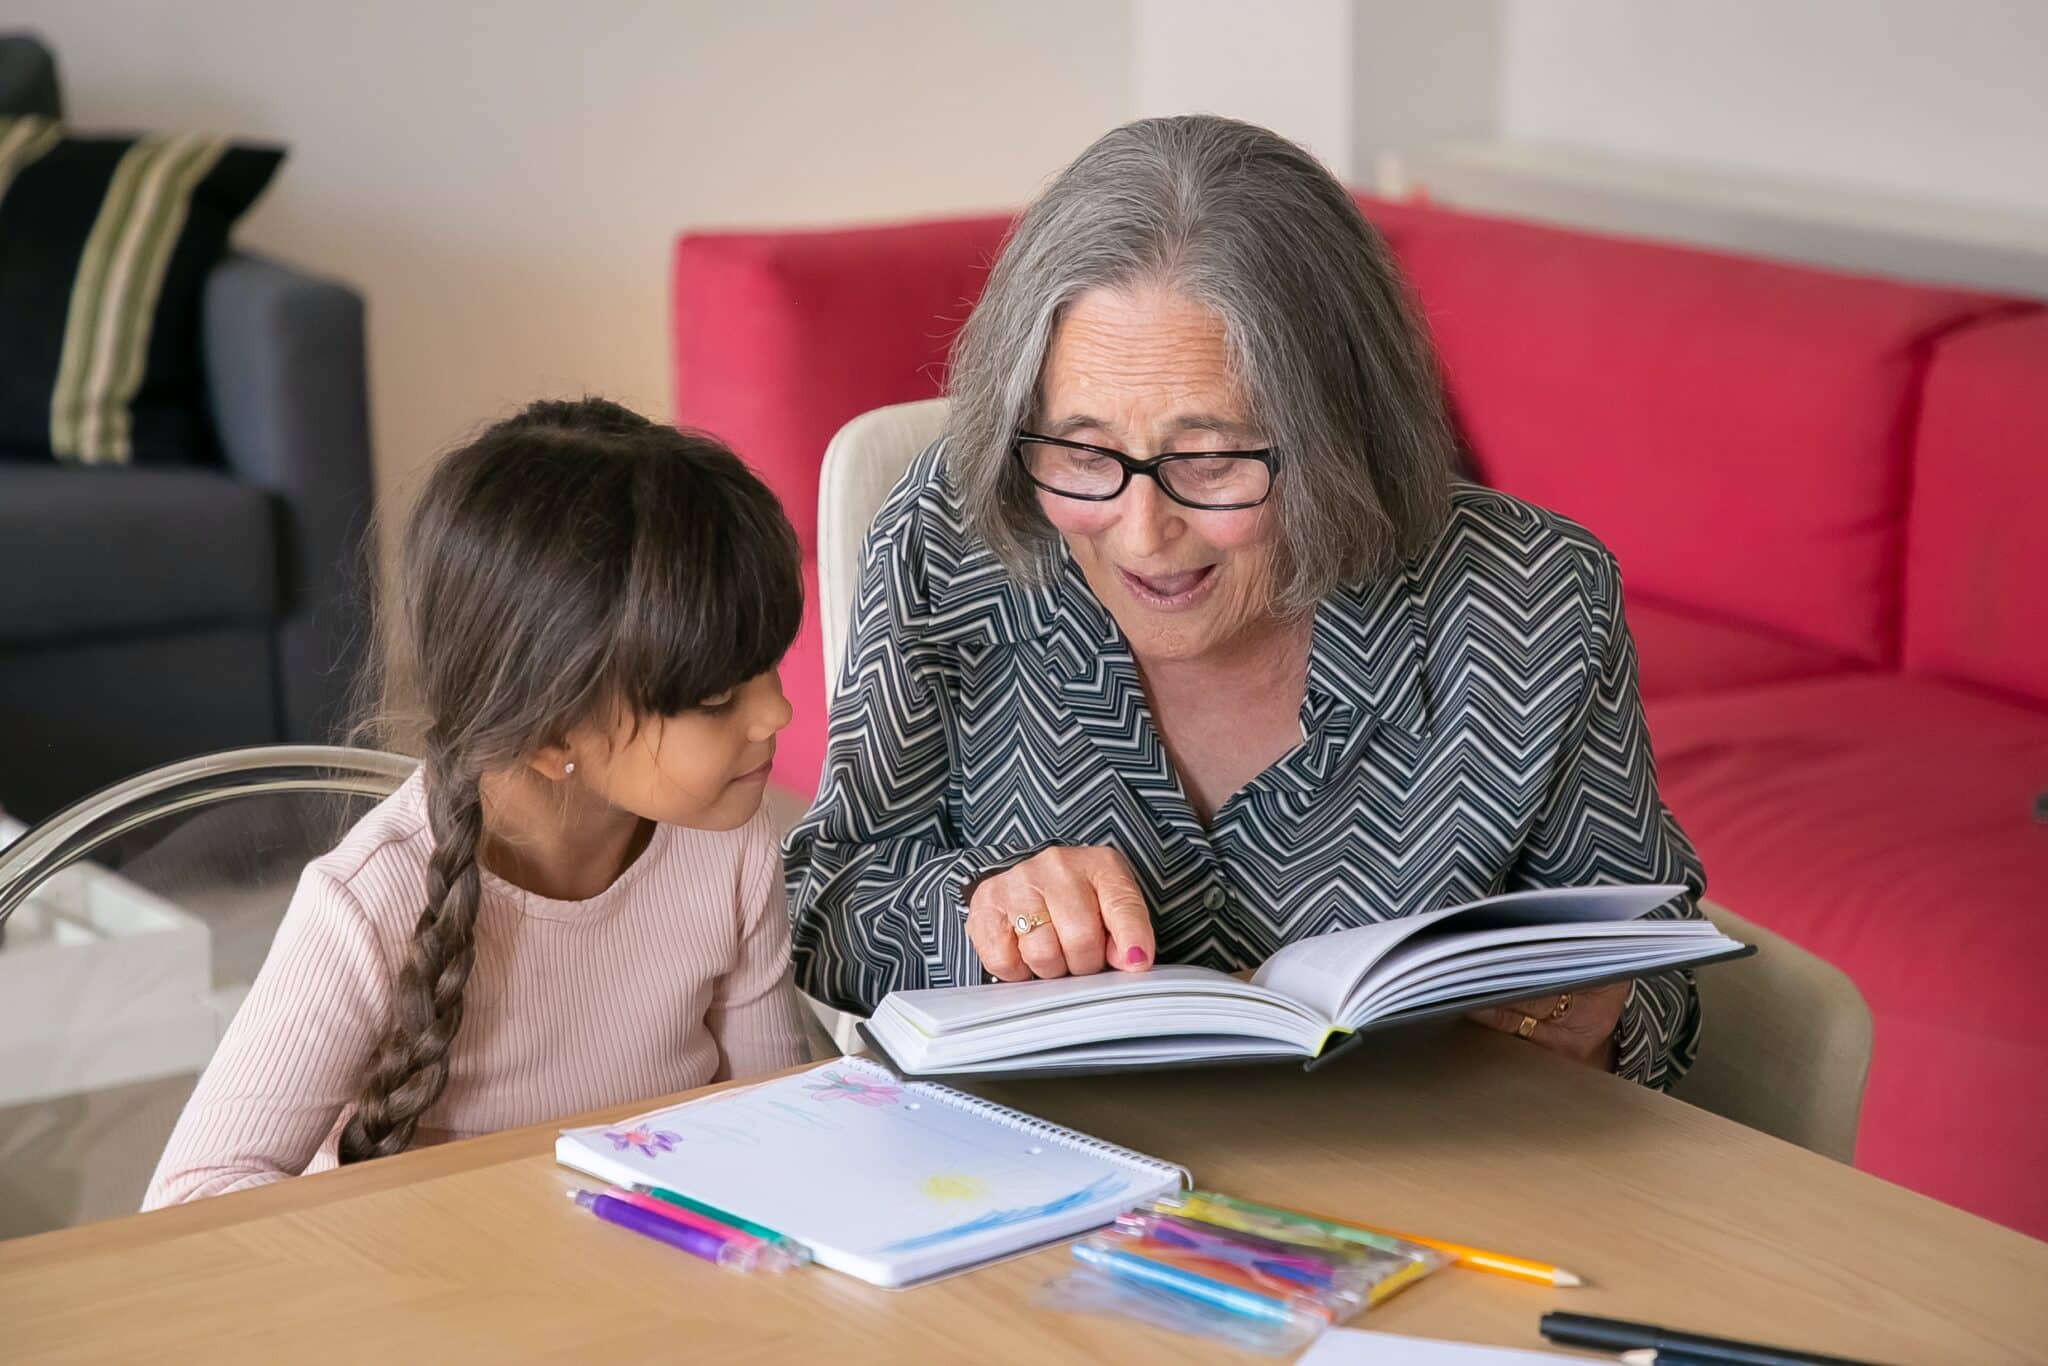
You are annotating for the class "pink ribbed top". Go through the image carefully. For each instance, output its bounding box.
[144,772,812,1208]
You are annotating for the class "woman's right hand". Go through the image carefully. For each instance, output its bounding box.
[966,846,1157,982]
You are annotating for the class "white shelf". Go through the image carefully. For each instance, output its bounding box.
[1387,139,2048,298]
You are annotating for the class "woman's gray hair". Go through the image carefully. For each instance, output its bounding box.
[944,114,1456,613]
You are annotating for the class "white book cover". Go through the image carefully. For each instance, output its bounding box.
[556,1057,1189,1288]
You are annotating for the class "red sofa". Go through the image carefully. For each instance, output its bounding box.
[672,200,2048,1238]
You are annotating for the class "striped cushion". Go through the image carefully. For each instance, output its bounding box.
[0,116,282,464]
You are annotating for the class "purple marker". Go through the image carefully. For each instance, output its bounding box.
[570,1189,758,1271]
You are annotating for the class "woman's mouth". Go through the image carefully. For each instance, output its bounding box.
[731,759,774,785]
[1118,564,1218,610]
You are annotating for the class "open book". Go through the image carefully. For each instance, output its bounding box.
[861,884,1750,1078]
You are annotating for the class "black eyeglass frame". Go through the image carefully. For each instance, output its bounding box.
[1011,432,1280,511]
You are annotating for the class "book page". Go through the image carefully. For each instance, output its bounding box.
[886,964,1310,1033]
[874,966,1327,1069]
[1251,884,1688,1022]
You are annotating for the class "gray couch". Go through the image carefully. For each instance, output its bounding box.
[0,34,374,819]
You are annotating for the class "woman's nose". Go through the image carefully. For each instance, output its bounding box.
[1114,474,1181,557]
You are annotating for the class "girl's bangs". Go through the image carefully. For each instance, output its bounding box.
[611,456,803,718]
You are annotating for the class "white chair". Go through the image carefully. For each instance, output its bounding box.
[817,397,952,684]
[1674,901,1873,1163]
[807,401,1876,1163]
[796,398,952,1055]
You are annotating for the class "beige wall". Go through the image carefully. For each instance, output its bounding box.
[12,0,1132,546]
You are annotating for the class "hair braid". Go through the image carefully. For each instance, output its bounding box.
[337,738,486,1164]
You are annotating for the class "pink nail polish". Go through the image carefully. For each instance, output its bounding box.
[1125,946,1148,966]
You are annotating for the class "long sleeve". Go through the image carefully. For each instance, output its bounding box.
[1511,547,1707,1091]
[706,811,815,1081]
[143,866,391,1208]
[785,517,1042,1017]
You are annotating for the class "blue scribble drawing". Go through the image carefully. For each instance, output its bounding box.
[878,1174,1129,1253]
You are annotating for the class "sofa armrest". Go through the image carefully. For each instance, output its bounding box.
[202,251,374,743]
[0,33,62,117]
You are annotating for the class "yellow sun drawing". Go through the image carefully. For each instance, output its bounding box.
[920,1174,987,1202]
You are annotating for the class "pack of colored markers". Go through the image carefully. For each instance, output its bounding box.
[1036,1191,1447,1355]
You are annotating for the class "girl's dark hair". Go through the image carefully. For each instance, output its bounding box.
[336,397,801,1165]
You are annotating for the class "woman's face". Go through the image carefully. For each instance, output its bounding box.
[1033,284,1282,666]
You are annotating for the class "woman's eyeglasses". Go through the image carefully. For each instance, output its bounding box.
[1012,433,1277,511]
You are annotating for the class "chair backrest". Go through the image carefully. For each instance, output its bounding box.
[1674,900,1874,1163]
[817,397,950,695]
[0,745,413,1236]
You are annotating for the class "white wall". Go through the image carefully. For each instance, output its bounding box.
[1131,0,1357,174]
[1499,0,2048,216]
[1352,0,1499,190]
[10,0,1132,537]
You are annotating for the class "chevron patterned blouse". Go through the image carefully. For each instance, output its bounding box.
[787,443,1707,1089]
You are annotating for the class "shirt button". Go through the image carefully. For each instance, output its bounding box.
[1203,886,1226,910]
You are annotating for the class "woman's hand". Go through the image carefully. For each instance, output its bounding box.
[1468,981,1630,1070]
[967,846,1157,982]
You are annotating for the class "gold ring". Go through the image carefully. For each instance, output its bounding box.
[1514,1013,1541,1039]
[1548,993,1573,1022]
[1012,911,1052,937]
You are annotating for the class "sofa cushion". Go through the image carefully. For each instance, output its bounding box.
[1628,593,1865,701]
[0,117,283,464]
[672,214,1011,560]
[0,463,277,644]
[1645,674,2048,1235]
[1902,309,2048,708]
[1355,195,2020,667]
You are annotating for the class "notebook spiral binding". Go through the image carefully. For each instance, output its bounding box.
[844,1057,1194,1190]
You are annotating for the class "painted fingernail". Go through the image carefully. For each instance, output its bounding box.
[1125,946,1148,966]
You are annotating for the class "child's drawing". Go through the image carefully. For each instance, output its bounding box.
[603,1125,682,1158]
[879,1174,1129,1253]
[802,1069,903,1107]
[920,1174,987,1202]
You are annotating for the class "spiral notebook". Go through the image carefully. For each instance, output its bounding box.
[554,1058,1190,1288]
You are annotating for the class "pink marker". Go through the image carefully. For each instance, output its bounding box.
[616,1188,764,1249]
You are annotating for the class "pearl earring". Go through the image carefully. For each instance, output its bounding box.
[563,761,576,776]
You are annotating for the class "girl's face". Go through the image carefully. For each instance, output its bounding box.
[1032,283,1283,668]
[559,669,793,831]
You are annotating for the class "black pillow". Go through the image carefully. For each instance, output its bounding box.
[0,116,283,464]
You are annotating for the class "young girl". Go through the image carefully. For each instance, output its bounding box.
[145,398,814,1205]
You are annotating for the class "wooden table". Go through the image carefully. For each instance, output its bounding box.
[3,1024,2043,1364]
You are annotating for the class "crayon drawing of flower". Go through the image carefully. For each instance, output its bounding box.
[603,1125,682,1158]
[802,1070,903,1107]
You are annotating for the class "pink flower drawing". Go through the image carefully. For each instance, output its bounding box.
[802,1070,903,1107]
[604,1125,683,1157]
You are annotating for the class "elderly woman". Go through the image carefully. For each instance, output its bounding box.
[786,115,1706,1088]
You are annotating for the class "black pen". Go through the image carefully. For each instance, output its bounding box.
[1539,1311,1890,1366]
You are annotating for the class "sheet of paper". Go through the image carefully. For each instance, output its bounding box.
[1295,1327,1604,1364]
